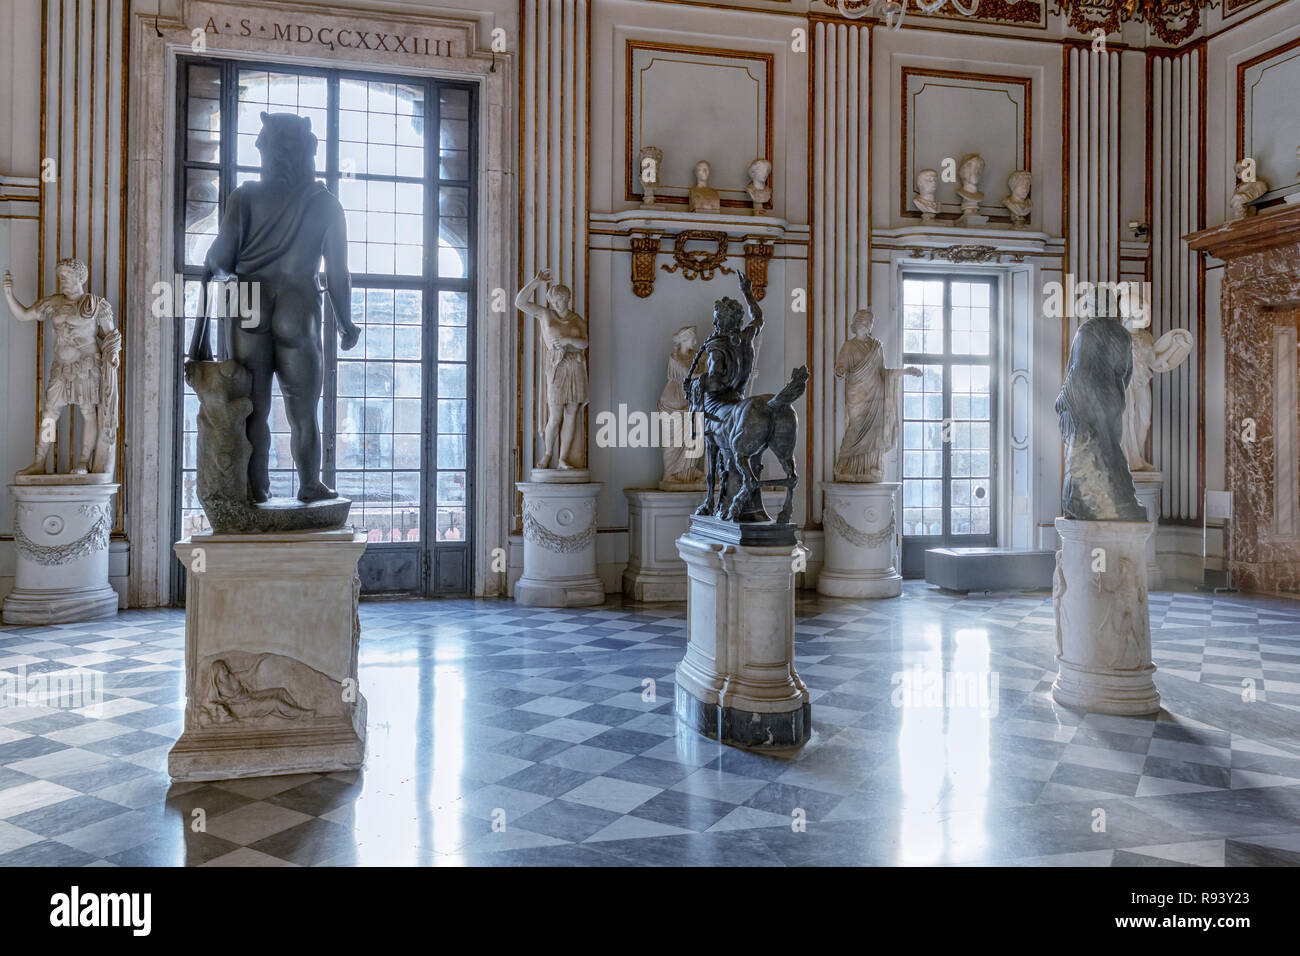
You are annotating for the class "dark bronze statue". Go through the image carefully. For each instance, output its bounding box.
[1056,309,1146,521]
[189,112,360,504]
[685,274,808,525]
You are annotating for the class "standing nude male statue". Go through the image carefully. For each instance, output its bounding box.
[194,112,360,503]
[3,258,121,476]
[516,268,589,471]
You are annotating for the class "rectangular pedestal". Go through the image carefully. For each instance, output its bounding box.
[673,533,810,749]
[622,489,699,601]
[168,530,368,781]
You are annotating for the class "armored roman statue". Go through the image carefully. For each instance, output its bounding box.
[190,112,360,504]
[3,258,121,477]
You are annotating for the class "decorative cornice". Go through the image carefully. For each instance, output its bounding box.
[1185,204,1300,261]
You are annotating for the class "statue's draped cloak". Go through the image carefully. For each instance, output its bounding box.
[210,180,331,278]
[1056,316,1146,520]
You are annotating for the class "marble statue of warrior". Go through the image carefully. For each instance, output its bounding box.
[1120,314,1194,472]
[198,112,360,503]
[3,258,121,476]
[516,268,589,470]
[1056,308,1147,521]
[833,308,921,482]
[659,325,704,488]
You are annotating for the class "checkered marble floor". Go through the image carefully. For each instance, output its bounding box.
[2,582,1300,866]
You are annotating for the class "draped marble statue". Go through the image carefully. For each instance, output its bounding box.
[1057,311,1147,521]
[3,259,121,477]
[1120,318,1194,472]
[833,308,921,482]
[516,268,590,473]
[659,325,705,490]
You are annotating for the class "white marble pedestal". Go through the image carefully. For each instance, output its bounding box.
[1051,517,1160,716]
[515,481,604,607]
[168,529,368,781]
[818,481,901,598]
[674,530,811,748]
[3,478,119,625]
[623,489,699,601]
[1132,472,1163,589]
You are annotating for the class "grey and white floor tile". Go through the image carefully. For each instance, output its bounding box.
[2,582,1300,866]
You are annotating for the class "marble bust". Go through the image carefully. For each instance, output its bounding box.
[3,259,121,478]
[516,268,589,473]
[745,158,772,215]
[1003,170,1033,226]
[956,154,985,212]
[1229,159,1269,220]
[639,145,663,208]
[659,325,705,490]
[913,168,940,222]
[833,308,921,482]
[689,160,721,214]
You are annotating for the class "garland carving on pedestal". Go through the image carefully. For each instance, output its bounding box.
[13,504,112,566]
[824,503,895,549]
[523,509,597,554]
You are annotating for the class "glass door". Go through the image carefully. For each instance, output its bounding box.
[172,59,476,599]
[899,275,998,576]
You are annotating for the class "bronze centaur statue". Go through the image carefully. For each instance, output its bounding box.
[685,274,808,526]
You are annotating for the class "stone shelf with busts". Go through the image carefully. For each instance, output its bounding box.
[871,222,1063,263]
[589,209,809,300]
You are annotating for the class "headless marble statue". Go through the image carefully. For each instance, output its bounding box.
[1056,311,1147,521]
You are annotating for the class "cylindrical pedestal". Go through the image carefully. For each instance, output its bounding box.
[515,481,604,607]
[1051,517,1160,716]
[4,480,119,625]
[817,481,900,598]
[1131,472,1163,589]
[674,532,811,748]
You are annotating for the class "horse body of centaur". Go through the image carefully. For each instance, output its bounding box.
[695,365,809,525]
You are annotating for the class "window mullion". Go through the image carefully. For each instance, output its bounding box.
[943,278,953,541]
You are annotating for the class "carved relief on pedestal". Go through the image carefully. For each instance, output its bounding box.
[192,651,347,730]
[522,498,597,554]
[12,503,113,566]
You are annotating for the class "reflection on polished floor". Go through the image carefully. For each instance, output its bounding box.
[2,582,1300,866]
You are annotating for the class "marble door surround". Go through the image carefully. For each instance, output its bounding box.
[123,1,515,604]
[1188,205,1300,594]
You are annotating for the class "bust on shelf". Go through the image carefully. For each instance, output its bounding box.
[689,160,721,214]
[1228,159,1269,220]
[955,153,986,225]
[639,145,663,208]
[913,168,940,222]
[1003,170,1033,227]
[745,158,772,215]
